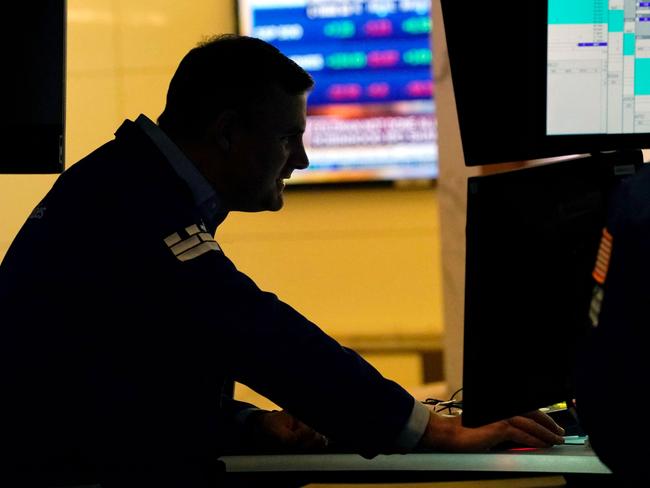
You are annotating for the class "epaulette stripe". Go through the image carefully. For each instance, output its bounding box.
[185,224,201,236]
[171,235,201,256]
[164,232,182,247]
[177,241,220,261]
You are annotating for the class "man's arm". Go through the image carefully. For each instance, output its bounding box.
[149,213,563,454]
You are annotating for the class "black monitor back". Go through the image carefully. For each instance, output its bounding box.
[0,2,66,174]
[462,155,636,428]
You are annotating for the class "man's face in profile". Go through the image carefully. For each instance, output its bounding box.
[223,85,309,212]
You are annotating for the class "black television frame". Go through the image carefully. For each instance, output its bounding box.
[0,1,66,174]
[440,1,650,166]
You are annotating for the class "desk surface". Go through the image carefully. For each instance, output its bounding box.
[220,444,611,476]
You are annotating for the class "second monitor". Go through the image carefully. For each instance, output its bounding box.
[461,154,641,428]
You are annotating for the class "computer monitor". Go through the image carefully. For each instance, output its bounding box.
[0,2,66,174]
[237,0,438,184]
[440,1,650,166]
[461,154,641,428]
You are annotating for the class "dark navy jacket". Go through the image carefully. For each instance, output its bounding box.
[576,163,650,479]
[0,120,415,471]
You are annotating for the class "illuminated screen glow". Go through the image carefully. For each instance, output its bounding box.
[238,0,438,184]
[548,0,650,135]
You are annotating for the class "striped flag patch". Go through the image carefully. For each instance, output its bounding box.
[592,227,612,285]
[164,223,221,262]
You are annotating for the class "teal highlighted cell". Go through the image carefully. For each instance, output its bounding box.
[635,58,650,95]
[608,10,624,32]
[324,20,355,38]
[548,0,607,24]
[326,52,367,70]
[402,16,431,35]
[403,48,431,66]
[624,33,635,56]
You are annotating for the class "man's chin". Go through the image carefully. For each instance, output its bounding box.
[231,199,283,212]
[268,196,284,212]
[257,192,284,212]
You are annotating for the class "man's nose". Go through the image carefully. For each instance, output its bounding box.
[293,143,309,170]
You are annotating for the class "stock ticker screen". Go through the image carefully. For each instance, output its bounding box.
[238,0,438,184]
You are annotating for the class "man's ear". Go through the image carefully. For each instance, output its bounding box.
[206,110,237,154]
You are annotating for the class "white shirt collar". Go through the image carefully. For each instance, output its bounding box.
[134,114,224,230]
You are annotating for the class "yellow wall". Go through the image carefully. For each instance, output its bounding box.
[219,187,442,338]
[0,1,443,402]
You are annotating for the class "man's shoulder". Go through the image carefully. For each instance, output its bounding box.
[59,133,186,208]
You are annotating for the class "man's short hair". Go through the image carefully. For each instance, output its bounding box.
[158,34,314,140]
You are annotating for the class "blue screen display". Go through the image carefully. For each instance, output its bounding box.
[238,0,438,183]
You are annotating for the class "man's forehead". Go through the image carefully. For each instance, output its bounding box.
[249,87,307,128]
[262,85,307,110]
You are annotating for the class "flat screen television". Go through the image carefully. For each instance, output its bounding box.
[237,0,438,184]
[441,0,650,166]
[0,2,66,174]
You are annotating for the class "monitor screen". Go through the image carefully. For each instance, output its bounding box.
[440,1,650,166]
[547,1,650,136]
[0,2,65,174]
[461,155,638,428]
[237,0,438,184]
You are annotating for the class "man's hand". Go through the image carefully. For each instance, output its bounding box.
[418,409,566,452]
[247,410,328,450]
